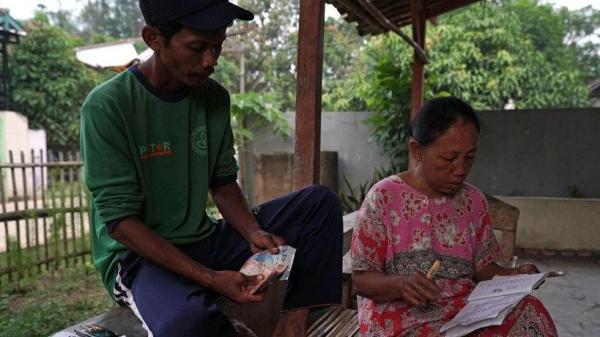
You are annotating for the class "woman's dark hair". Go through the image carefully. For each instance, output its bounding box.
[409,96,480,147]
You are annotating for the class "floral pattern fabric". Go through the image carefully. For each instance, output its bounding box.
[351,175,557,337]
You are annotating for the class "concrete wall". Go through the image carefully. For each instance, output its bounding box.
[253,151,338,204]
[251,111,390,193]
[0,111,30,197]
[253,108,600,198]
[0,111,29,158]
[469,108,600,198]
[0,111,48,198]
[499,196,600,251]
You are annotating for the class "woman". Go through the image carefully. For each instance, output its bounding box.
[351,97,557,337]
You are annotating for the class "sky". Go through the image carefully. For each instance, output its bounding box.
[0,0,598,21]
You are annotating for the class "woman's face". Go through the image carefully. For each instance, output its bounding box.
[414,120,479,196]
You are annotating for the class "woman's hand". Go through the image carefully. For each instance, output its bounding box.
[248,229,286,254]
[474,262,539,281]
[399,271,440,307]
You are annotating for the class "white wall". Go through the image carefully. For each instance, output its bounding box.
[0,111,48,198]
[251,111,391,193]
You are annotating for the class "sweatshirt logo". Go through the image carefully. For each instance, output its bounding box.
[191,126,208,155]
[139,142,172,160]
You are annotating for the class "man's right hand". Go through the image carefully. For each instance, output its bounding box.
[210,270,266,303]
[399,271,440,307]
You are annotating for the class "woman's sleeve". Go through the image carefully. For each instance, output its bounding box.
[473,192,502,273]
[351,186,390,272]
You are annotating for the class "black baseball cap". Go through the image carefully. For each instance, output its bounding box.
[139,0,254,31]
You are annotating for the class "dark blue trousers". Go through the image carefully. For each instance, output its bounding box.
[117,185,343,337]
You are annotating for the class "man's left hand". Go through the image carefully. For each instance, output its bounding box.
[248,229,285,254]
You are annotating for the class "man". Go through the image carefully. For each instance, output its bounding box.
[79,1,342,336]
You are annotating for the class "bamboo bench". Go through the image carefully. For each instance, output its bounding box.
[51,196,517,337]
[50,212,358,337]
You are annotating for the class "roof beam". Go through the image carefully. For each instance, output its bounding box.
[331,0,386,35]
[426,0,479,18]
[357,0,429,63]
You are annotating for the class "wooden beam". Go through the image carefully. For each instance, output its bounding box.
[409,0,426,169]
[357,0,428,63]
[426,0,480,19]
[334,0,386,35]
[410,0,426,120]
[294,0,326,190]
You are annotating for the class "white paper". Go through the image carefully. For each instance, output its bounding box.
[239,245,296,294]
[441,293,527,332]
[467,273,547,301]
[443,302,520,337]
[279,247,296,280]
[239,245,296,279]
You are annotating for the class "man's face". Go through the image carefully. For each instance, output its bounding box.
[158,27,226,87]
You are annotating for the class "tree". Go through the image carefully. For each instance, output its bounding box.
[350,1,592,166]
[214,1,367,111]
[559,5,600,82]
[78,0,144,41]
[10,13,102,147]
[502,0,600,82]
[321,17,369,111]
[46,9,80,36]
[214,0,299,110]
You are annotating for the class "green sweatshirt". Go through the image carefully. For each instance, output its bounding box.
[80,68,238,297]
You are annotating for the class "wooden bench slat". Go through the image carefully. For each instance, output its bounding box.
[308,307,344,337]
[307,308,359,337]
[309,308,352,337]
[334,312,359,337]
[326,310,356,336]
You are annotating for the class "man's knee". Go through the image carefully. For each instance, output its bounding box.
[302,185,341,209]
[150,296,234,337]
[300,185,343,240]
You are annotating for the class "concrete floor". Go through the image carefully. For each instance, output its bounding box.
[520,255,600,337]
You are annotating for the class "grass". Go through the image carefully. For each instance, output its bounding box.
[0,263,116,337]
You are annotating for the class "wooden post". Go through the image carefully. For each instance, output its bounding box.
[409,0,426,168]
[294,0,325,190]
[410,0,426,121]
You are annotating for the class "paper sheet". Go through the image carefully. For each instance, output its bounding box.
[441,293,527,332]
[467,273,546,301]
[443,300,522,337]
[239,245,296,294]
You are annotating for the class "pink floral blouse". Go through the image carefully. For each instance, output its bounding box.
[351,175,501,337]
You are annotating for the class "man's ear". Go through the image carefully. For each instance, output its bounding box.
[142,25,162,52]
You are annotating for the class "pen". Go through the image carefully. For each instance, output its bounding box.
[511,255,518,268]
[426,260,441,279]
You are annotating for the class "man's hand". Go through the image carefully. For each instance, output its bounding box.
[211,270,266,303]
[399,271,440,307]
[211,183,286,255]
[248,229,285,254]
